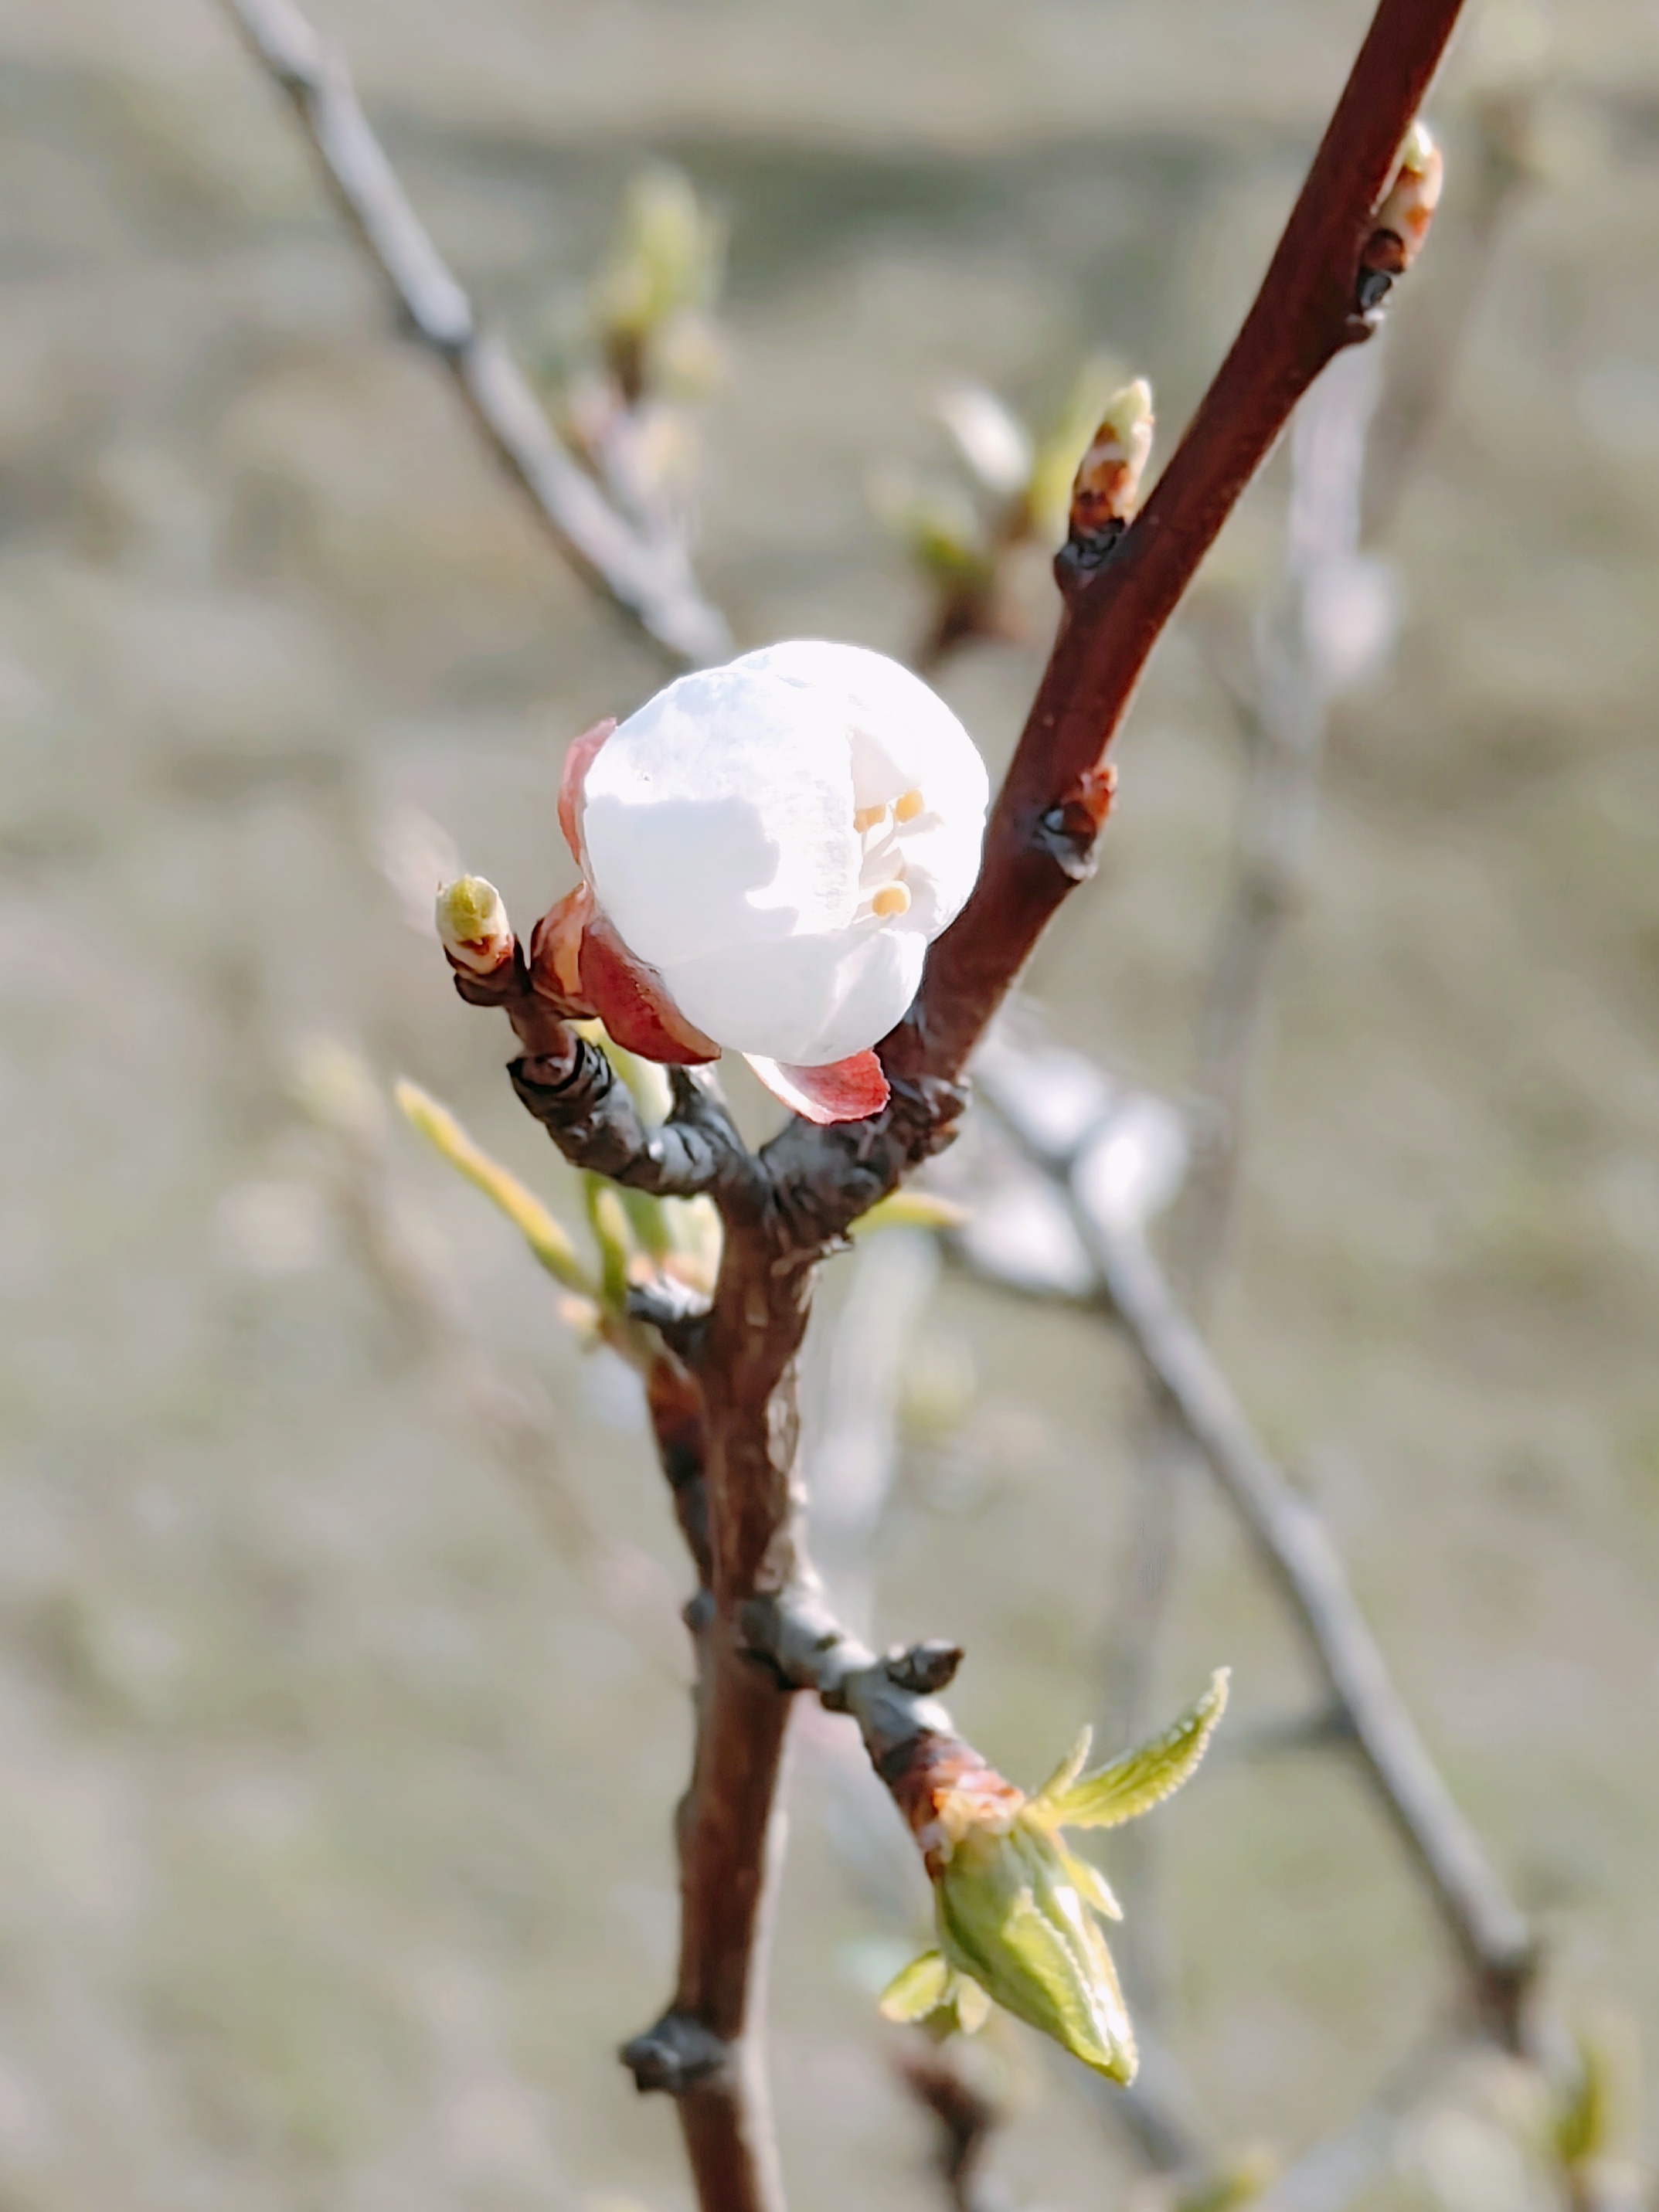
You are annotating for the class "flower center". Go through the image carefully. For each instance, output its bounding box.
[854,787,928,923]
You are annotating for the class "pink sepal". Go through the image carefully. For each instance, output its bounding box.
[745,1050,890,1125]
[578,906,720,1067]
[528,883,597,1016]
[558,717,616,865]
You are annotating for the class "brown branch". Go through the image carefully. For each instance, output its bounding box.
[450,948,746,1201]
[217,0,730,668]
[429,8,1481,2207]
[886,0,1468,1100]
[971,1055,1538,2053]
[621,1224,991,2212]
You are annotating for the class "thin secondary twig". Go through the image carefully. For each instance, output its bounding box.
[970,1055,1538,2053]
[896,2045,1019,2212]
[218,0,730,668]
[297,1050,689,1670]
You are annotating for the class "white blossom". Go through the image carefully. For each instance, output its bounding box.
[576,640,989,1069]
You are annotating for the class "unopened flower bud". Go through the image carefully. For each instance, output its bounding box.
[436,874,514,976]
[559,640,991,1123]
[1359,120,1443,308]
[1069,378,1154,542]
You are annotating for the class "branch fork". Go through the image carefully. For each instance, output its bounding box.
[230,0,1492,2197]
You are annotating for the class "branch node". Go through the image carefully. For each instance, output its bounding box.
[1355,267,1396,314]
[626,1277,713,1335]
[1055,515,1129,596]
[1033,764,1118,883]
[620,2010,730,2095]
[884,1639,964,1694]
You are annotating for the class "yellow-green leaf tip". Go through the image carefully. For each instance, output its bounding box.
[1045,1668,1229,1831]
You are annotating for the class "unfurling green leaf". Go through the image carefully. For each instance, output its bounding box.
[1032,1725,1093,1808]
[1177,2144,1280,2212]
[903,1671,1229,2081]
[1555,2032,1618,2172]
[395,1081,596,1297]
[1059,1843,1121,1921]
[1041,1668,1229,1831]
[935,1817,1137,2081]
[878,1949,993,2038]
[879,1949,951,2023]
[591,166,725,396]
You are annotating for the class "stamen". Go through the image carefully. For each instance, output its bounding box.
[894,788,925,824]
[872,881,911,919]
[853,804,887,834]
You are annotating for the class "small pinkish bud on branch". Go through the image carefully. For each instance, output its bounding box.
[1358,118,1443,308]
[436,873,515,977]
[1067,378,1155,545]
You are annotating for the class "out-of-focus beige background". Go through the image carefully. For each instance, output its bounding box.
[0,0,1655,2206]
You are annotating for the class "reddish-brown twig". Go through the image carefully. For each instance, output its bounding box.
[889,0,1468,1094]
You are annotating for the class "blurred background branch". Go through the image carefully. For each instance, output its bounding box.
[219,0,730,664]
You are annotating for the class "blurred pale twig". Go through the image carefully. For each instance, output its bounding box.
[219,0,729,666]
[965,1028,1538,2054]
[291,1039,687,1673]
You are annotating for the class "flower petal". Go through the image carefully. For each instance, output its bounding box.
[583,664,860,970]
[735,639,988,933]
[663,923,925,1065]
[745,1050,889,1126]
[577,905,719,1066]
[734,639,988,817]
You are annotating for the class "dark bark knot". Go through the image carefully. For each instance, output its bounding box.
[620,2011,732,2096]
